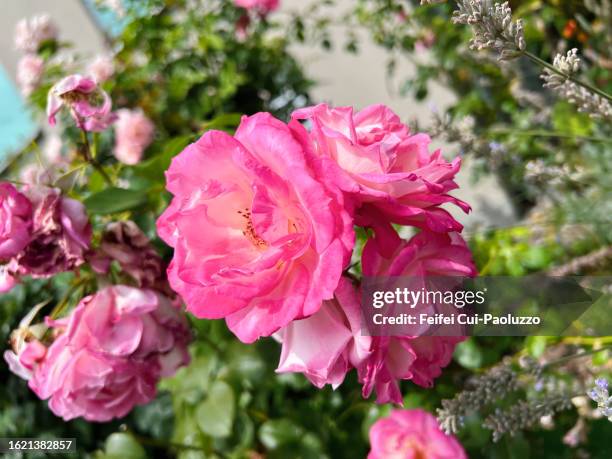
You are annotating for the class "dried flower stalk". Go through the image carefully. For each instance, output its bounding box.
[483,394,574,441]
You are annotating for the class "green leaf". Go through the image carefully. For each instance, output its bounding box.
[552,101,593,136]
[84,187,148,214]
[98,433,147,459]
[258,419,304,450]
[195,380,235,438]
[201,113,241,132]
[525,336,548,358]
[133,134,195,181]
[592,349,610,366]
[454,338,484,369]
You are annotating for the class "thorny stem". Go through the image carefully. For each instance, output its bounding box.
[79,130,112,185]
[522,50,612,103]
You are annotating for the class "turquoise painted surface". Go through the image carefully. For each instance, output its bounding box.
[0,65,37,171]
[83,0,126,37]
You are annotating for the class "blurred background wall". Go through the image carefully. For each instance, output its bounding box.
[0,0,515,228]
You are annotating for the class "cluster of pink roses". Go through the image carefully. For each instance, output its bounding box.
[157,103,476,404]
[5,286,190,421]
[0,183,91,291]
[2,180,190,421]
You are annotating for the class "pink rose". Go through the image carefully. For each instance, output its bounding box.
[16,54,44,96]
[292,104,469,233]
[14,14,58,53]
[14,187,91,278]
[0,182,33,260]
[276,276,371,388]
[87,54,115,83]
[234,0,280,14]
[23,286,191,422]
[47,74,116,131]
[113,109,155,165]
[368,409,467,459]
[357,229,475,404]
[157,113,354,343]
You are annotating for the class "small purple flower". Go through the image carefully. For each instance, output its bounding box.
[534,379,544,392]
[588,377,612,422]
[489,142,504,152]
[46,74,115,132]
[596,378,608,390]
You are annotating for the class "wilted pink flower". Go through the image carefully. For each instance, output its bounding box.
[157,113,354,343]
[16,54,44,96]
[292,104,469,233]
[234,0,280,14]
[0,182,33,260]
[357,229,476,404]
[14,14,58,53]
[87,54,115,83]
[4,301,51,377]
[19,286,191,422]
[47,74,116,132]
[276,276,371,388]
[92,221,167,292]
[368,409,467,459]
[113,109,155,165]
[15,187,91,277]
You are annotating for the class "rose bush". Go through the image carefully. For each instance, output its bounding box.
[4,1,605,458]
[0,0,473,453]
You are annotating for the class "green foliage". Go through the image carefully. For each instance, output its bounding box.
[2,1,611,458]
[84,187,149,214]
